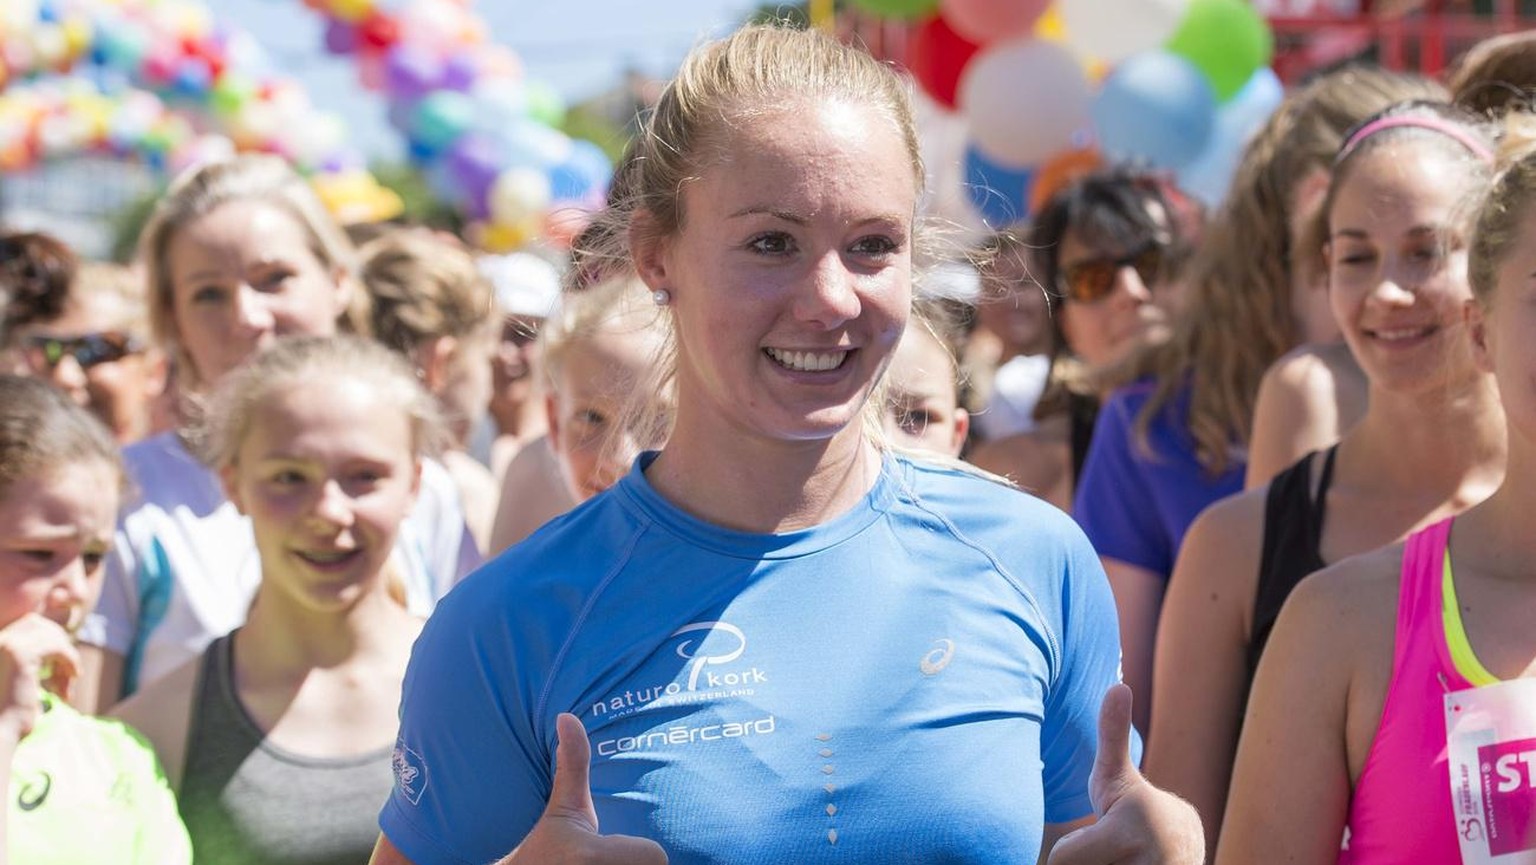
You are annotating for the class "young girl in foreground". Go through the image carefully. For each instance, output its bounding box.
[115,335,441,865]
[1220,113,1536,864]
[0,376,189,864]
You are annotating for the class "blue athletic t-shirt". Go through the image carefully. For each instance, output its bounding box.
[381,453,1129,865]
[1073,380,1245,580]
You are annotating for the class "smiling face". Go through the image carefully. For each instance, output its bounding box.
[223,379,420,614]
[637,100,916,451]
[167,200,350,388]
[547,325,669,502]
[1327,144,1479,396]
[0,461,119,635]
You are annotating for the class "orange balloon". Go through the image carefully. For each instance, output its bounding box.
[1029,148,1103,213]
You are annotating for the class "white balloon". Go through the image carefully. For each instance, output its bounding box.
[1061,0,1192,63]
[959,39,1092,167]
[489,167,552,225]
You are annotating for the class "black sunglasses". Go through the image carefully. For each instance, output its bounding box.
[1057,243,1166,305]
[22,332,143,371]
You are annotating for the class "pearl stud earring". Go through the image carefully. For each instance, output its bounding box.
[652,289,672,306]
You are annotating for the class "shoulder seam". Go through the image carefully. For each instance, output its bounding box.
[533,518,651,723]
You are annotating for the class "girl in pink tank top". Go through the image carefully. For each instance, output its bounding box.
[1220,106,1536,865]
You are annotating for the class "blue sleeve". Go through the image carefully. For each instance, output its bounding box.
[1072,389,1172,578]
[379,589,552,865]
[1040,525,1141,824]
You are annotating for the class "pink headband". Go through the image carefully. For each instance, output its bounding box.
[1337,115,1495,165]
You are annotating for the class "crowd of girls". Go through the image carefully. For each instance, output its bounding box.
[2,17,1536,865]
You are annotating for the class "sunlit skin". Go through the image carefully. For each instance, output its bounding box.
[882,324,969,457]
[0,463,118,636]
[167,201,350,389]
[1326,146,1480,398]
[221,379,421,616]
[546,326,669,503]
[639,100,915,501]
[12,294,157,444]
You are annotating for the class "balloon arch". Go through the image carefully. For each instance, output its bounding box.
[0,0,612,250]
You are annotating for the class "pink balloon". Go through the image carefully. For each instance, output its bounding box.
[940,0,1051,44]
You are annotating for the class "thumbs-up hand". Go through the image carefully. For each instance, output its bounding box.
[502,713,669,865]
[1047,684,1204,865]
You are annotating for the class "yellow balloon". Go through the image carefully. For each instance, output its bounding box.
[331,0,375,23]
[62,18,92,60]
[1035,6,1066,41]
[475,220,536,253]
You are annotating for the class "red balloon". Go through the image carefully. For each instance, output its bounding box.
[359,11,401,51]
[907,15,981,109]
[940,0,1051,45]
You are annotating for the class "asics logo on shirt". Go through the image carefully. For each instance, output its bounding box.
[920,639,955,676]
[17,772,50,811]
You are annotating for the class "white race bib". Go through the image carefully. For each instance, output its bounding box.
[1446,678,1536,864]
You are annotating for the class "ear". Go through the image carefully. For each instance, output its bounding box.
[544,391,562,455]
[949,408,970,459]
[408,456,423,502]
[219,463,245,515]
[1466,298,1496,375]
[331,265,358,320]
[415,336,458,393]
[628,210,672,294]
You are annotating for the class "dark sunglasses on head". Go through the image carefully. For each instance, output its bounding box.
[22,331,143,371]
[1056,243,1166,305]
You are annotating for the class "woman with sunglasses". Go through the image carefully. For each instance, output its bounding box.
[1070,68,1445,738]
[968,168,1190,511]
[2,233,164,445]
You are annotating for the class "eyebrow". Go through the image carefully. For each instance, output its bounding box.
[1331,224,1446,240]
[727,206,909,227]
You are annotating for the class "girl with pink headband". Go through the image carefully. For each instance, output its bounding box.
[1215,101,1534,863]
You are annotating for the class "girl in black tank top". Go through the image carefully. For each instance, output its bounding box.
[1247,446,1336,679]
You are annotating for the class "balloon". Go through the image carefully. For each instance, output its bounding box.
[1091,51,1216,170]
[1176,66,1284,205]
[173,57,213,97]
[359,10,400,51]
[908,15,981,109]
[441,53,477,92]
[488,167,552,225]
[322,19,358,54]
[411,91,474,151]
[849,0,941,19]
[446,131,504,206]
[330,0,374,23]
[1165,0,1273,103]
[524,81,566,128]
[211,72,257,115]
[940,0,1051,45]
[547,138,611,202]
[959,38,1091,167]
[1061,0,1189,63]
[1030,147,1102,213]
[963,144,1034,226]
[384,42,444,101]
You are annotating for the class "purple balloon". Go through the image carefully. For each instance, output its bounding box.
[447,132,507,213]
[323,20,358,55]
[385,44,444,102]
[441,55,477,93]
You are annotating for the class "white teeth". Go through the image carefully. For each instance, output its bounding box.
[766,347,848,372]
[1373,327,1432,341]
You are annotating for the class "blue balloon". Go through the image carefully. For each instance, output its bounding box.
[963,144,1035,227]
[548,139,612,202]
[1092,51,1217,171]
[1177,66,1285,205]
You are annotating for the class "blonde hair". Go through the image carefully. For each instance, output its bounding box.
[138,155,364,387]
[360,230,494,353]
[1126,67,1445,473]
[197,334,445,472]
[625,23,922,246]
[0,374,124,498]
[1470,112,1536,306]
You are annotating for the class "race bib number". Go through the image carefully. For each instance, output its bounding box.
[1446,679,1536,864]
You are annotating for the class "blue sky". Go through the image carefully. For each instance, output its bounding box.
[219,0,755,160]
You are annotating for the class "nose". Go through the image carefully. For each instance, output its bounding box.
[1370,275,1416,307]
[1112,265,1154,305]
[234,285,278,335]
[49,354,89,397]
[794,254,863,329]
[43,557,92,630]
[309,479,355,529]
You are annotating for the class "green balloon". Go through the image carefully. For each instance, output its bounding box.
[1166,0,1274,103]
[211,74,256,117]
[412,92,476,151]
[524,82,567,129]
[849,0,940,20]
